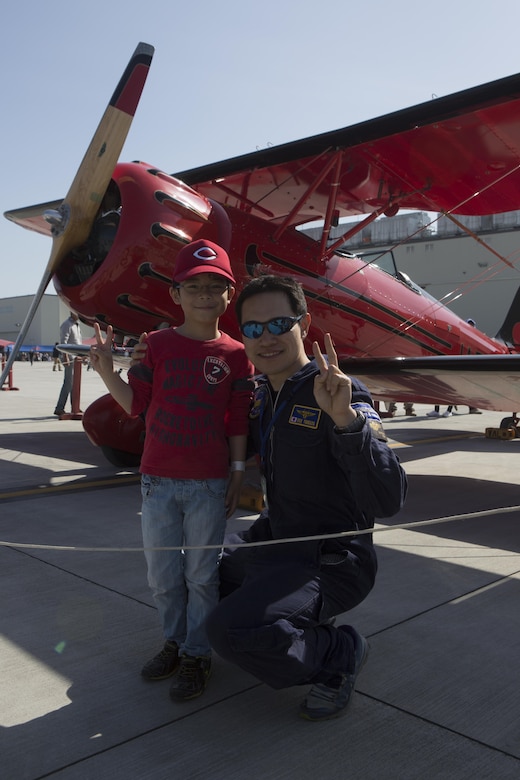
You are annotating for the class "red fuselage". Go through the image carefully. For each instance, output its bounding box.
[54,161,507,360]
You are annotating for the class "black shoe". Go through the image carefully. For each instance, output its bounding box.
[169,655,211,701]
[54,408,65,416]
[299,625,369,721]
[141,640,180,680]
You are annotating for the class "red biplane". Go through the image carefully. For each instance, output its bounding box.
[2,42,520,463]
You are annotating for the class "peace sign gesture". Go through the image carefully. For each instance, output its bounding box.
[89,323,115,378]
[312,333,356,428]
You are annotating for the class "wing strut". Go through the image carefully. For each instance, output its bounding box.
[318,154,343,259]
[323,204,392,261]
[272,152,342,243]
[442,212,515,269]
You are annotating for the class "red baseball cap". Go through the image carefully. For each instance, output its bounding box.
[173,239,235,284]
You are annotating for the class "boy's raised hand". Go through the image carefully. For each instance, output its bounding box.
[312,333,355,427]
[90,323,115,376]
[89,323,135,414]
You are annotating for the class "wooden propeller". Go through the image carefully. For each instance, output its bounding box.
[0,42,154,388]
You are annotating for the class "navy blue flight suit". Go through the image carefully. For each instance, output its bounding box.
[206,360,407,689]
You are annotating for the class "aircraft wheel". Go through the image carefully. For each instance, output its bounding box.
[499,417,519,438]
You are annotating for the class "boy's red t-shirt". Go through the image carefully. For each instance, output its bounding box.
[128,328,253,479]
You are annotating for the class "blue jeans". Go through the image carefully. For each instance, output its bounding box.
[140,475,227,657]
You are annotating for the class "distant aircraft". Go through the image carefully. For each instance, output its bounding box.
[2,42,520,463]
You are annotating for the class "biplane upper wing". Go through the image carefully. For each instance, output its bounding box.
[9,71,520,237]
[175,71,520,226]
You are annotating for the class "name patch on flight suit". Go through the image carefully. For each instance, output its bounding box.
[289,405,322,429]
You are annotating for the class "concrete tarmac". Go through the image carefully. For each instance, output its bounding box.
[1,362,520,779]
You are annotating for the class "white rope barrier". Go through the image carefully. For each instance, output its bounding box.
[0,504,518,553]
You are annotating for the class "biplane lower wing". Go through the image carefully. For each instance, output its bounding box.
[57,343,133,371]
[62,345,520,412]
[5,200,62,236]
[339,354,520,412]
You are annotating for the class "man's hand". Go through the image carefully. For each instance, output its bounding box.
[130,332,148,366]
[312,333,356,428]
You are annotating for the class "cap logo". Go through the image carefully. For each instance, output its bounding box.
[193,246,217,262]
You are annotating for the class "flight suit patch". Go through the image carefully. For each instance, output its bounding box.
[352,402,388,441]
[289,405,321,429]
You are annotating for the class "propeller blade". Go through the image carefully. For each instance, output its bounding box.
[0,42,154,388]
[47,41,155,273]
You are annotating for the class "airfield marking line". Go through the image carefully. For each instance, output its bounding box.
[0,474,140,501]
[385,432,485,449]
[0,428,488,499]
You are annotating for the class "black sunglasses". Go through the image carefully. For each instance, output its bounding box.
[240,315,304,339]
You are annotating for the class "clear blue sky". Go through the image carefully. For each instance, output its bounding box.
[2,0,520,297]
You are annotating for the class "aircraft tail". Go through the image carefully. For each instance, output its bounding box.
[496,284,520,350]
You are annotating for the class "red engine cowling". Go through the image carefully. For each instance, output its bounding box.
[82,394,145,468]
[54,161,232,338]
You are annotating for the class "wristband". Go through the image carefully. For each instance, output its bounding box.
[230,461,246,472]
[334,411,366,434]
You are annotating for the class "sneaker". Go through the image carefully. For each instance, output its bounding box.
[320,616,336,627]
[141,640,180,680]
[54,408,65,416]
[442,410,452,417]
[426,410,440,417]
[299,626,369,721]
[169,655,211,701]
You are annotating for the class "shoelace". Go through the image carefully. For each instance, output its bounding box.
[158,644,177,659]
[178,659,199,680]
[305,681,343,704]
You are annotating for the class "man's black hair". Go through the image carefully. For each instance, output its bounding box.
[235,275,307,323]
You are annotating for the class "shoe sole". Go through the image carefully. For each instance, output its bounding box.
[141,666,180,681]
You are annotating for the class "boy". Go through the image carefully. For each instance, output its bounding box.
[90,239,253,701]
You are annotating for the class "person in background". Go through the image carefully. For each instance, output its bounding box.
[52,343,62,372]
[385,402,416,417]
[54,312,82,415]
[426,405,456,418]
